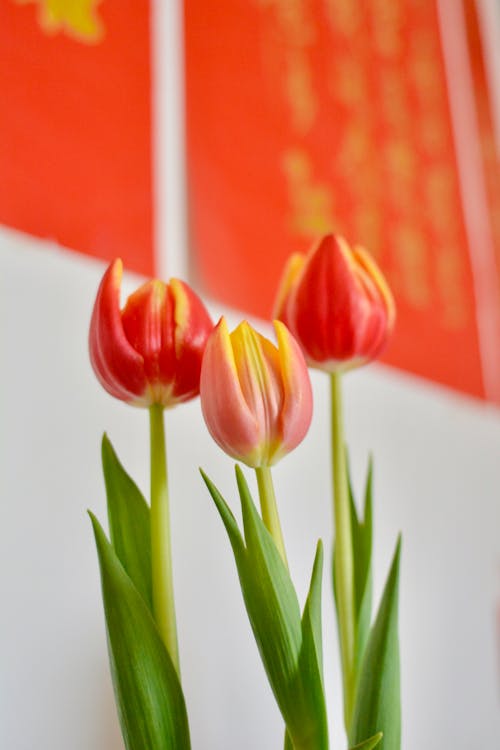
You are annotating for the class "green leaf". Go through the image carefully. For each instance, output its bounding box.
[102,434,152,610]
[301,541,325,679]
[333,455,374,680]
[349,537,402,750]
[350,459,373,613]
[203,466,302,714]
[349,732,383,750]
[350,458,373,674]
[234,467,304,731]
[203,466,329,750]
[298,540,329,749]
[90,512,190,750]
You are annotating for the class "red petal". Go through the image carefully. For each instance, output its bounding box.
[200,318,260,462]
[89,260,147,403]
[292,235,360,363]
[274,321,313,462]
[168,279,214,404]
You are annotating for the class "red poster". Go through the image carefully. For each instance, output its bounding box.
[185,0,500,401]
[0,0,154,276]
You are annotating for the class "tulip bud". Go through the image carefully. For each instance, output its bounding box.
[274,234,395,372]
[89,259,213,407]
[200,318,313,467]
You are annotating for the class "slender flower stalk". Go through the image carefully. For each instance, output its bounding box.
[149,404,180,675]
[255,466,289,569]
[330,372,355,727]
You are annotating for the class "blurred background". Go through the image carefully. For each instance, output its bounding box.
[1,1,499,747]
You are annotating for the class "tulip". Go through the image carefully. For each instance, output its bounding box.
[89,259,213,407]
[275,234,395,728]
[89,260,213,672]
[200,318,313,468]
[274,234,395,372]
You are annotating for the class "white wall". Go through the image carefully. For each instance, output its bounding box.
[1,228,500,749]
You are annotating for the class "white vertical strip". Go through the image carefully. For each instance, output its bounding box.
[437,0,500,402]
[151,0,189,281]
[476,0,500,149]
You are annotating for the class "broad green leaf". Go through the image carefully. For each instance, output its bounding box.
[284,731,294,750]
[349,538,402,750]
[203,466,329,749]
[235,466,305,738]
[102,434,152,610]
[235,466,303,675]
[203,467,301,696]
[90,513,190,750]
[349,732,383,750]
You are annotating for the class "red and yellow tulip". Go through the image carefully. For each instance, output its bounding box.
[274,234,395,372]
[200,318,313,467]
[89,259,213,407]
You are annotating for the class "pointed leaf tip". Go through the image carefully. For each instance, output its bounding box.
[200,468,245,557]
[234,463,249,498]
[88,509,99,530]
[350,731,383,750]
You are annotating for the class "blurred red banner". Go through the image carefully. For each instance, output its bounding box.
[185,0,500,401]
[2,0,499,402]
[0,0,154,276]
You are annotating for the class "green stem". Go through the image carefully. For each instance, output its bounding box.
[255,466,289,569]
[149,404,180,676]
[330,372,355,729]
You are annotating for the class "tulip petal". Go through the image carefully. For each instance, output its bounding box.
[273,321,313,462]
[90,262,213,407]
[352,247,396,329]
[274,234,395,372]
[273,253,305,328]
[121,280,175,404]
[200,318,261,464]
[89,259,147,403]
[343,247,394,363]
[292,235,359,364]
[201,319,313,467]
[231,322,283,460]
[168,279,215,405]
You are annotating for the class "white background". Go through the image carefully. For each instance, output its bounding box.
[2,0,500,747]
